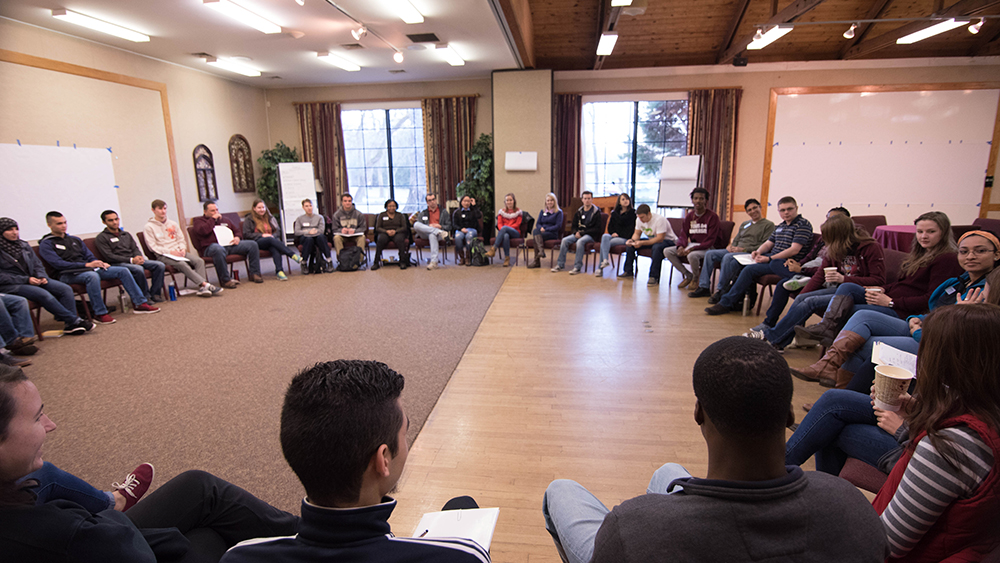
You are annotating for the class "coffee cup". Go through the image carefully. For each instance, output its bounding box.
[866,287,884,294]
[873,365,912,412]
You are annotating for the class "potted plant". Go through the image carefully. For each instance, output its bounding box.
[256,141,300,208]
[457,133,494,237]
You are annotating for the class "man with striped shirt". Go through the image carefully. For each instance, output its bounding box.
[222,360,490,563]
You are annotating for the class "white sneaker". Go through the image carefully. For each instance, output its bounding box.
[427,261,436,270]
[209,284,223,296]
[743,328,767,340]
[783,275,810,291]
[569,267,581,275]
[196,285,212,297]
[551,265,564,272]
[599,259,610,269]
[594,268,603,278]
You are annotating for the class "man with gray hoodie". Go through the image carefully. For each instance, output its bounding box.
[330,193,368,257]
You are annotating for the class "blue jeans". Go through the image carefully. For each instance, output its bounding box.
[598,234,627,263]
[697,249,729,290]
[61,267,148,315]
[254,236,298,273]
[7,280,79,324]
[839,309,917,374]
[718,259,793,308]
[454,229,478,254]
[826,282,898,318]
[493,226,520,258]
[762,288,836,346]
[622,239,675,275]
[558,234,594,270]
[785,389,899,475]
[543,463,690,563]
[299,234,331,263]
[204,241,261,282]
[1,294,35,345]
[23,462,114,512]
[119,261,166,298]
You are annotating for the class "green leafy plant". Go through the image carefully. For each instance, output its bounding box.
[457,133,494,218]
[256,141,300,207]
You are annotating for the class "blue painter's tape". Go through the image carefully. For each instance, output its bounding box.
[868,203,871,207]
[839,141,842,145]
[16,140,20,146]
[773,142,779,146]
[73,143,76,149]
[931,203,935,207]
[114,185,120,189]
[107,147,113,153]
[56,141,60,146]
[890,140,893,145]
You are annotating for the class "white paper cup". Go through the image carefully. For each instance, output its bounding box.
[873,365,912,411]
[866,287,884,294]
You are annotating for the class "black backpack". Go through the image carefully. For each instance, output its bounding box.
[336,246,364,272]
[469,238,489,267]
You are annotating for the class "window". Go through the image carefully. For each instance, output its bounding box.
[582,96,688,210]
[342,103,426,214]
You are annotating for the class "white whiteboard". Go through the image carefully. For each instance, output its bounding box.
[769,89,998,227]
[658,155,702,207]
[277,162,316,237]
[0,143,122,240]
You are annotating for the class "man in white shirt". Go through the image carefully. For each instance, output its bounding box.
[621,204,676,285]
[142,200,222,296]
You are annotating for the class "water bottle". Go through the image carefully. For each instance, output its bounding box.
[119,292,133,314]
[168,284,177,301]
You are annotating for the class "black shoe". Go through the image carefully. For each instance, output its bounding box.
[707,291,722,305]
[688,287,711,298]
[705,304,730,316]
[149,294,165,303]
[399,261,408,270]
[618,271,634,279]
[371,262,381,271]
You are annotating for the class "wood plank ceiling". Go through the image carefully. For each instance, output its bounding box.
[528,0,1000,71]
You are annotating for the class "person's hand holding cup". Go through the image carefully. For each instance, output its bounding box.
[824,267,844,284]
[872,365,913,412]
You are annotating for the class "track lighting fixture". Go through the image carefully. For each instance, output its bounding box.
[753,28,763,41]
[351,26,367,40]
[969,18,984,34]
[393,51,404,63]
[843,23,857,39]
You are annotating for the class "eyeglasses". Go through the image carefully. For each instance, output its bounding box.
[958,248,996,256]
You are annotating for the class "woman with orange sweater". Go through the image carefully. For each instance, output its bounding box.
[486,193,522,267]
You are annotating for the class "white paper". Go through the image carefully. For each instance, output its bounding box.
[412,507,500,551]
[335,232,366,238]
[733,253,756,266]
[213,225,235,246]
[872,342,918,376]
[166,254,190,262]
[685,242,699,251]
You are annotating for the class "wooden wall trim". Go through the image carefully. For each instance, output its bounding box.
[0,48,187,230]
[292,94,481,106]
[761,82,1000,222]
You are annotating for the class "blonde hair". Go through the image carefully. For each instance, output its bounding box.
[544,192,559,211]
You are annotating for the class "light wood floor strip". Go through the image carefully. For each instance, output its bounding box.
[387,264,828,563]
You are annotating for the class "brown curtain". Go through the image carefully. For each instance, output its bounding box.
[687,89,742,219]
[553,94,582,206]
[295,102,349,215]
[421,96,477,203]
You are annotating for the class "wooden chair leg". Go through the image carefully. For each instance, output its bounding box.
[31,306,43,341]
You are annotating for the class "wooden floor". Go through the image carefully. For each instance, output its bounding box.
[387,262,829,563]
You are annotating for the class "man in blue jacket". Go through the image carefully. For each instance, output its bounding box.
[39,211,159,324]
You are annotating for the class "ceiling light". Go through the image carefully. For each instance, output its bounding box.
[294,0,304,5]
[393,51,404,63]
[611,0,633,5]
[747,24,792,49]
[351,26,367,40]
[596,32,618,56]
[51,9,150,42]
[436,44,465,66]
[896,18,968,44]
[202,0,281,34]
[395,0,424,24]
[317,52,361,71]
[204,56,261,76]
[969,18,984,34]
[843,23,857,39]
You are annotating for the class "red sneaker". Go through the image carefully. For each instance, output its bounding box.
[133,303,160,314]
[94,314,116,325]
[112,463,155,511]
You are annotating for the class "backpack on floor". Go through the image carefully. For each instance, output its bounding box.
[469,238,489,267]
[336,246,364,272]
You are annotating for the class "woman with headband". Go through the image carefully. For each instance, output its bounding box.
[791,229,999,390]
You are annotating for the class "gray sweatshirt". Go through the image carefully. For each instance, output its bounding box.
[293,214,326,237]
[331,208,367,234]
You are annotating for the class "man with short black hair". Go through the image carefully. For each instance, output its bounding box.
[662,187,721,288]
[39,211,160,323]
[553,191,602,275]
[542,337,888,563]
[330,193,368,256]
[96,209,167,303]
[689,198,774,300]
[621,204,676,283]
[412,193,452,270]
[222,360,490,563]
[144,200,222,296]
[191,201,262,286]
[705,196,814,315]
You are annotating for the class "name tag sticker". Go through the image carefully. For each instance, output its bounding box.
[945,287,956,295]
[110,237,119,243]
[55,244,66,250]
[302,223,309,227]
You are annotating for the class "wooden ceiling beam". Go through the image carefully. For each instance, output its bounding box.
[717,0,753,60]
[716,0,828,64]
[843,0,1000,59]
[593,0,623,70]
[970,24,1000,55]
[838,0,897,59]
[495,0,536,68]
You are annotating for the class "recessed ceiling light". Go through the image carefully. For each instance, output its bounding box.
[596,32,618,56]
[395,0,424,24]
[317,52,361,71]
[204,56,261,76]
[51,9,150,42]
[202,0,281,34]
[896,18,968,44]
[229,55,253,61]
[436,44,465,66]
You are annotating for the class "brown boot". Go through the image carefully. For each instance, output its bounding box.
[794,294,855,347]
[486,246,496,258]
[789,330,866,385]
[533,234,545,260]
[828,368,855,389]
[527,255,541,269]
[456,254,465,266]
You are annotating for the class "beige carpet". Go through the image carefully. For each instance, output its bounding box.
[29,262,509,513]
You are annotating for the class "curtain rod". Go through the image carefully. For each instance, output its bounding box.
[556,87,743,96]
[292,94,480,106]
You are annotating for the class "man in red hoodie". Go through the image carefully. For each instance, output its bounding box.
[663,188,721,288]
